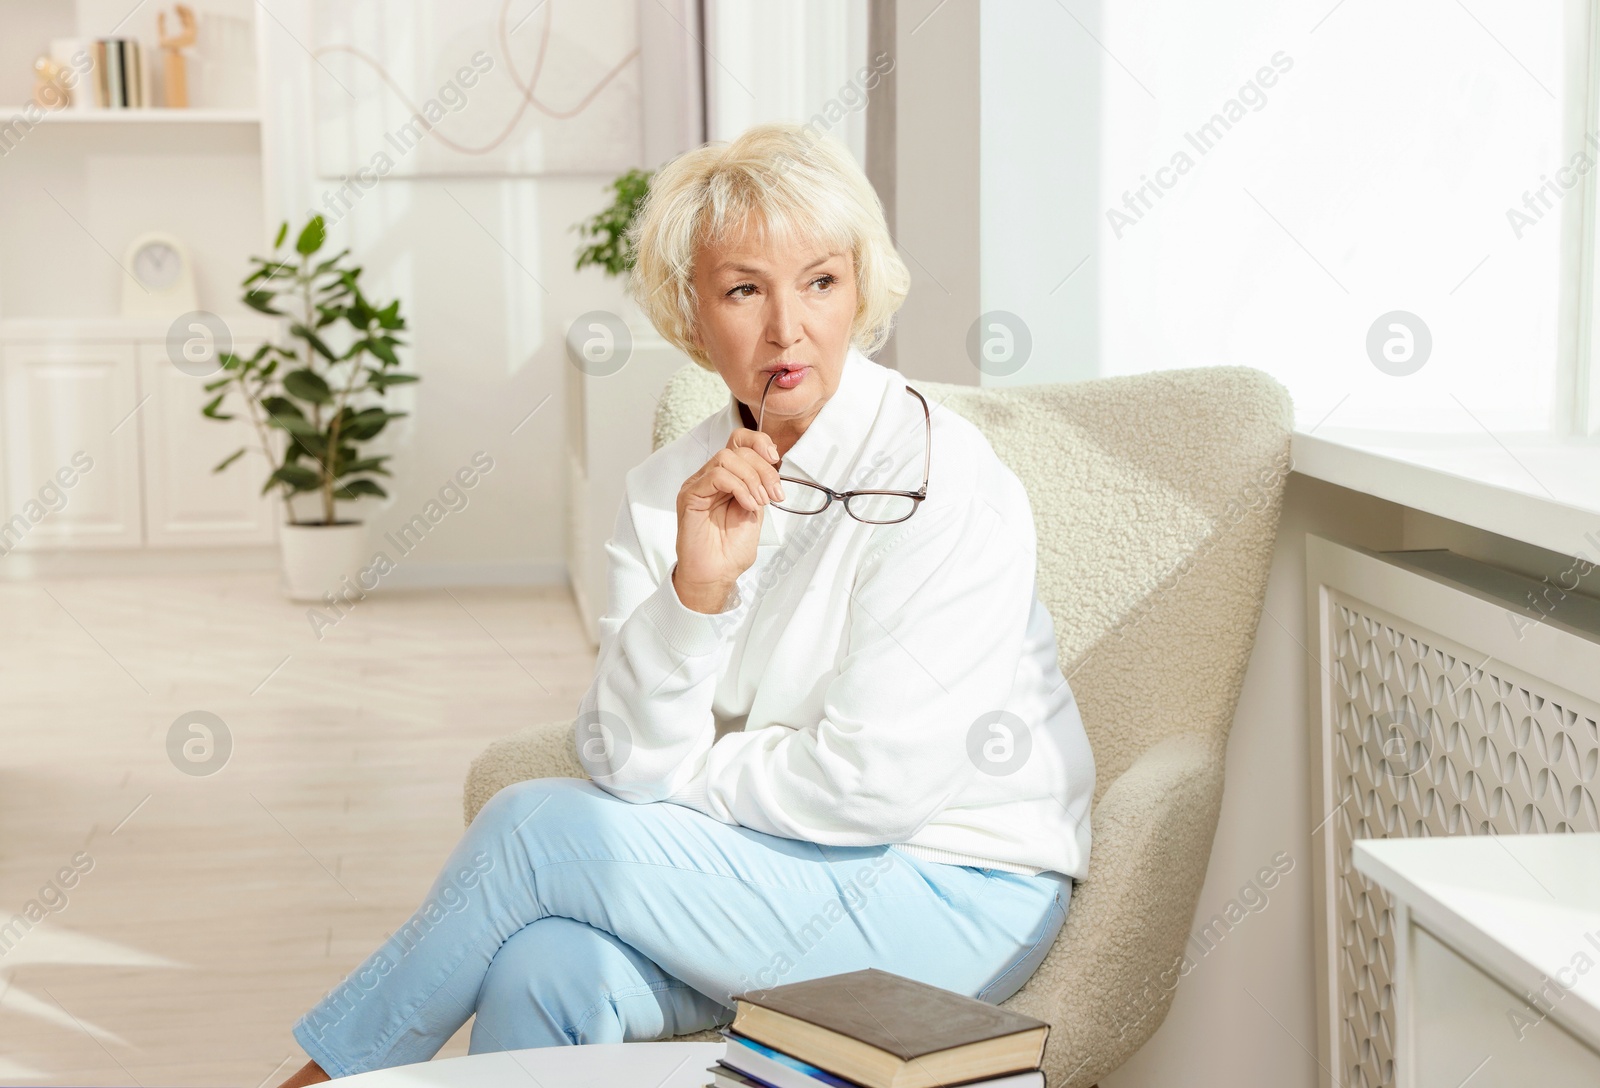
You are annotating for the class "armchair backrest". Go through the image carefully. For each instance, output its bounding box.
[652,364,1293,801]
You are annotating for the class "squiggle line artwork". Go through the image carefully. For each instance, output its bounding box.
[312,0,639,158]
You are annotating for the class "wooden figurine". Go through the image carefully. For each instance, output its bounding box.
[158,4,197,109]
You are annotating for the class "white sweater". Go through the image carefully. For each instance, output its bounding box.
[577,347,1095,878]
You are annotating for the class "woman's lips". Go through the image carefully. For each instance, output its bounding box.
[767,366,808,390]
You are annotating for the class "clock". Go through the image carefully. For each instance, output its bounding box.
[121,232,198,319]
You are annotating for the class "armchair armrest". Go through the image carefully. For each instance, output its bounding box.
[1003,731,1227,1087]
[462,718,585,826]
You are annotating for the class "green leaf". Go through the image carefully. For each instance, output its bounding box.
[202,375,233,392]
[334,477,387,500]
[279,416,322,438]
[289,323,339,363]
[376,300,403,330]
[312,248,351,276]
[212,448,246,473]
[200,393,234,421]
[266,463,322,493]
[283,368,333,405]
[262,397,319,438]
[366,337,399,367]
[274,221,289,248]
[261,395,304,420]
[295,216,326,256]
[243,289,281,315]
[365,369,419,391]
[342,406,404,441]
[339,456,391,477]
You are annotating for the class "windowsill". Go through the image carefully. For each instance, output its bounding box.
[1290,428,1600,558]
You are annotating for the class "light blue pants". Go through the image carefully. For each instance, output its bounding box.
[292,777,1071,1077]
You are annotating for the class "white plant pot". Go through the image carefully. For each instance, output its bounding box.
[279,522,368,602]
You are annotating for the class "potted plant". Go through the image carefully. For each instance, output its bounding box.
[202,215,416,601]
[571,167,652,278]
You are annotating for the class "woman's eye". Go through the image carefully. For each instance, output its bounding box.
[812,274,836,290]
[727,284,757,298]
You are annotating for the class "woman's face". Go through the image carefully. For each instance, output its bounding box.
[690,217,858,445]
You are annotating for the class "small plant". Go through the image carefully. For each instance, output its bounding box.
[571,168,653,277]
[203,216,416,526]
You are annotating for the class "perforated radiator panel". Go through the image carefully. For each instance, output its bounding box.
[1321,592,1600,1088]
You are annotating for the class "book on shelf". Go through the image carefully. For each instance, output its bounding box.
[715,968,1050,1088]
[91,38,146,108]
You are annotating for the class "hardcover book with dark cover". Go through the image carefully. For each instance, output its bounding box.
[729,968,1049,1088]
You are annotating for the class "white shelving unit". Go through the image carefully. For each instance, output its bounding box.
[0,108,261,124]
[0,3,279,565]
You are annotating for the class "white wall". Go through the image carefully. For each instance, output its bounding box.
[889,0,980,385]
[707,0,871,159]
[979,0,1100,388]
[892,0,1102,388]
[253,0,704,586]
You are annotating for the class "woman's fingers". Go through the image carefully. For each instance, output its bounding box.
[690,463,763,513]
[729,427,781,466]
[717,442,784,502]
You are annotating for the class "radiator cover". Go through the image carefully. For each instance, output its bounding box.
[1307,538,1600,1088]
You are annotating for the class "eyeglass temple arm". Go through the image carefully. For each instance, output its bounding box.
[908,385,931,493]
[758,374,932,492]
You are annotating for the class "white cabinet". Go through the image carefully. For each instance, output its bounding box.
[1354,835,1600,1088]
[137,341,275,546]
[0,319,278,552]
[1,341,143,548]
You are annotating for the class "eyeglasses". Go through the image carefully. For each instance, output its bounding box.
[754,371,931,525]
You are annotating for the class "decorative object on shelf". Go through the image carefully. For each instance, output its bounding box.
[31,55,73,110]
[119,233,199,318]
[51,39,93,112]
[158,4,198,109]
[92,38,148,108]
[121,232,198,319]
[572,167,652,277]
[201,216,417,601]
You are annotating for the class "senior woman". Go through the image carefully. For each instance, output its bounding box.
[275,122,1094,1085]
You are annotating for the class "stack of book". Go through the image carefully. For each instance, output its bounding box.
[91,38,148,109]
[706,968,1049,1088]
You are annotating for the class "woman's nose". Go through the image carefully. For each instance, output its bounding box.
[765,294,802,348]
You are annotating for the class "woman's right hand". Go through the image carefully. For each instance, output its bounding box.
[672,427,785,613]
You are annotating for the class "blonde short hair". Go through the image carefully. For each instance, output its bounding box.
[626,122,910,371]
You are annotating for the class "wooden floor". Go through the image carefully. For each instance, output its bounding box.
[0,575,596,1086]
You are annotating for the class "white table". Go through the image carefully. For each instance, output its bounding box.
[335,1041,726,1087]
[1353,833,1600,1088]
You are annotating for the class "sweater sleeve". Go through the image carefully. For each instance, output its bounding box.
[660,486,1037,845]
[573,492,738,801]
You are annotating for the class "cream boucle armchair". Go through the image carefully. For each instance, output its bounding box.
[464,363,1292,1087]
